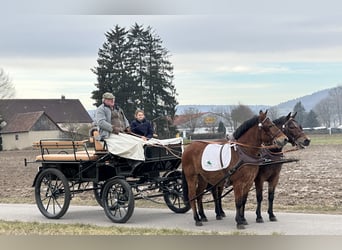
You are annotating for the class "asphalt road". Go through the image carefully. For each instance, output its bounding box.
[1,203,342,235]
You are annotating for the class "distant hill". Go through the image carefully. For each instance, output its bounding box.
[274,88,331,114]
[176,88,332,115]
[175,104,270,115]
[88,88,333,117]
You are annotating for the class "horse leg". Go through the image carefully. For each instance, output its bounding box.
[235,194,248,229]
[216,185,226,219]
[197,175,208,222]
[211,185,225,220]
[241,195,248,225]
[186,174,203,226]
[268,189,277,221]
[255,179,265,223]
[268,172,280,222]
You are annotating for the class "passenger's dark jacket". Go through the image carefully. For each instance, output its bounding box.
[130,118,153,139]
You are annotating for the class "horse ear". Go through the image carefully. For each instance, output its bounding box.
[286,112,291,120]
[292,111,297,118]
[259,109,268,115]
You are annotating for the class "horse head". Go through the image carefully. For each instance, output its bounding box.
[278,112,311,149]
[257,110,288,148]
[233,110,288,149]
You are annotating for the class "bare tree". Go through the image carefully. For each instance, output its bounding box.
[267,106,280,121]
[182,107,201,133]
[314,97,333,128]
[329,85,342,126]
[0,68,15,99]
[231,103,254,130]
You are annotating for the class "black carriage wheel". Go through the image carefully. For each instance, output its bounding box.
[34,168,71,219]
[163,170,191,213]
[102,178,134,223]
[93,182,104,207]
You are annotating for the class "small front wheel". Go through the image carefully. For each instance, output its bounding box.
[163,170,191,213]
[102,178,134,223]
[34,168,71,219]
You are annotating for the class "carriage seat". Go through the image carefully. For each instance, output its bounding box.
[88,127,107,152]
[33,139,98,162]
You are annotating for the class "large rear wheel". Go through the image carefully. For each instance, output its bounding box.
[34,168,71,219]
[102,178,134,223]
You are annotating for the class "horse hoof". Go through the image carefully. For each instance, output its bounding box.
[196,221,203,226]
[201,217,208,222]
[236,224,245,230]
[256,218,264,223]
[221,212,226,217]
[216,215,223,220]
[269,216,277,222]
[242,220,248,225]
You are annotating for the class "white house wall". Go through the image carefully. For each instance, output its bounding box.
[2,130,61,150]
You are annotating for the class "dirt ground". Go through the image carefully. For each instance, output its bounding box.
[1,144,342,214]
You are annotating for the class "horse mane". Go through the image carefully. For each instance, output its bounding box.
[272,116,287,126]
[233,116,259,139]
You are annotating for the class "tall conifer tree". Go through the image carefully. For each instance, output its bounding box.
[92,24,178,138]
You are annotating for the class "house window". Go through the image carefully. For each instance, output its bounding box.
[15,134,19,140]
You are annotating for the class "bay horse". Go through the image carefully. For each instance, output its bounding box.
[255,112,310,223]
[182,110,288,229]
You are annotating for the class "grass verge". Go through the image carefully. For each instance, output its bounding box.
[0,220,252,235]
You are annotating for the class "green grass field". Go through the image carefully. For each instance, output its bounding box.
[308,133,342,145]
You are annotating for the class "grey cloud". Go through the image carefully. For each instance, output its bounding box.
[1,0,342,58]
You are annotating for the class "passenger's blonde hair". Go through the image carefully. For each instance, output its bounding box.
[135,109,145,116]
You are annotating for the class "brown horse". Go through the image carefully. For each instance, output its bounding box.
[255,112,310,223]
[182,110,288,229]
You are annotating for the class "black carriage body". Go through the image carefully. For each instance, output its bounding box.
[35,142,182,183]
[29,137,189,223]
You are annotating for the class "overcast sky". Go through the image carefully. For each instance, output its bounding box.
[1,0,342,111]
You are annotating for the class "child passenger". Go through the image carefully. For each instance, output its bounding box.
[130,109,154,141]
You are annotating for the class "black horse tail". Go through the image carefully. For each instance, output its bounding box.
[182,170,189,203]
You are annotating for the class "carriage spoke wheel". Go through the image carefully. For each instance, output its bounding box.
[163,170,191,213]
[102,178,134,223]
[34,168,71,219]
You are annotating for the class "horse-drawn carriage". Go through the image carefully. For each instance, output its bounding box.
[25,111,309,229]
[25,129,190,223]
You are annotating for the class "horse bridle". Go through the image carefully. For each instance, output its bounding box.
[281,118,305,145]
[258,116,283,144]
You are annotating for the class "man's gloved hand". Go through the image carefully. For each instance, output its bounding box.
[112,126,121,134]
[125,127,131,133]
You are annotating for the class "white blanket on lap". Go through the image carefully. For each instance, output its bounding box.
[104,133,183,161]
[201,144,233,171]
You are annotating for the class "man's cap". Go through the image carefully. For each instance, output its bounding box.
[102,92,115,99]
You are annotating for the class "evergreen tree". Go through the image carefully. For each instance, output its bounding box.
[303,110,320,128]
[91,25,130,107]
[217,121,226,134]
[293,101,307,126]
[92,24,178,138]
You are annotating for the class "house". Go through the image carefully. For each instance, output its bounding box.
[174,112,232,139]
[0,111,62,150]
[0,97,93,150]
